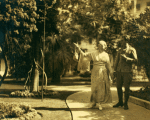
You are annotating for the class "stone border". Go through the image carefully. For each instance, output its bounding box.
[129,96,150,110]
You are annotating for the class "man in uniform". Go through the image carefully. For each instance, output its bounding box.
[113,40,137,110]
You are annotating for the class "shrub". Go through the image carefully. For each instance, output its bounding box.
[0,102,37,120]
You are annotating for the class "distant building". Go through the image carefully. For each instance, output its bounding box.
[118,0,150,17]
[130,0,150,17]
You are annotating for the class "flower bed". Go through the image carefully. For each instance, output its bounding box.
[9,90,60,98]
[130,86,150,101]
[0,102,40,120]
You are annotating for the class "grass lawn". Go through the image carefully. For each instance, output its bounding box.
[0,79,76,120]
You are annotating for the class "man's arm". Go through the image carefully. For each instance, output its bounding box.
[131,48,138,62]
[122,48,137,63]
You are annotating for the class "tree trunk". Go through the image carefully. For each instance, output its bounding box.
[0,31,8,86]
[30,62,39,92]
[144,66,150,86]
[51,44,61,84]
[30,33,40,92]
[51,69,61,84]
[142,58,150,86]
[0,52,8,86]
[144,64,150,81]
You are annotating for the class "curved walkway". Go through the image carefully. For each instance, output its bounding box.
[66,87,150,120]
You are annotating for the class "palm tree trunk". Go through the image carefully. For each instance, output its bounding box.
[51,45,61,84]
[51,69,61,83]
[51,58,61,83]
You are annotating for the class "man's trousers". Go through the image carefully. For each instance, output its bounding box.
[116,72,133,104]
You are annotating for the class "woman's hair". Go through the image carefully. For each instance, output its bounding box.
[98,40,107,50]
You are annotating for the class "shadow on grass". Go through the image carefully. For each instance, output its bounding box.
[33,91,78,100]
[53,91,78,100]
[34,107,94,111]
[2,80,25,85]
[34,107,71,111]
[0,89,78,101]
[112,82,149,87]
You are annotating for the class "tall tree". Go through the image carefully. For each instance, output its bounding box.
[129,7,150,81]
[0,0,58,91]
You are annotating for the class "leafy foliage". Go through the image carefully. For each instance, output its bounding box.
[56,0,134,48]
[1,0,150,82]
[0,102,37,119]
[0,0,39,78]
[44,35,74,78]
[0,0,58,79]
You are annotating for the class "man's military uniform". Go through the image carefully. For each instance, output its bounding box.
[113,43,137,110]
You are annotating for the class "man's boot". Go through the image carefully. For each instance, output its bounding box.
[123,103,129,110]
[113,89,123,108]
[113,101,123,107]
[124,91,129,110]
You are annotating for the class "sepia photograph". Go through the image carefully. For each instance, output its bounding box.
[0,0,150,119]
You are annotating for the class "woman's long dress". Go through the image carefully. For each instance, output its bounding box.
[84,51,112,104]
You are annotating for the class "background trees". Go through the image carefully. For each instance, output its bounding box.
[0,0,150,90]
[0,0,75,89]
[129,7,150,81]
[44,35,74,83]
[57,0,150,83]
[0,0,59,91]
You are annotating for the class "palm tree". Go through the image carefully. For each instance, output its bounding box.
[44,35,74,83]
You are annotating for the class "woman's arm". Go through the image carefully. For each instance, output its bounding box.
[74,43,90,57]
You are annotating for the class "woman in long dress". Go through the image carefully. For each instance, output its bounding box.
[74,40,113,110]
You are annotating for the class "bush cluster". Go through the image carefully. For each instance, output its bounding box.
[10,90,60,98]
[0,102,38,120]
[130,86,150,101]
